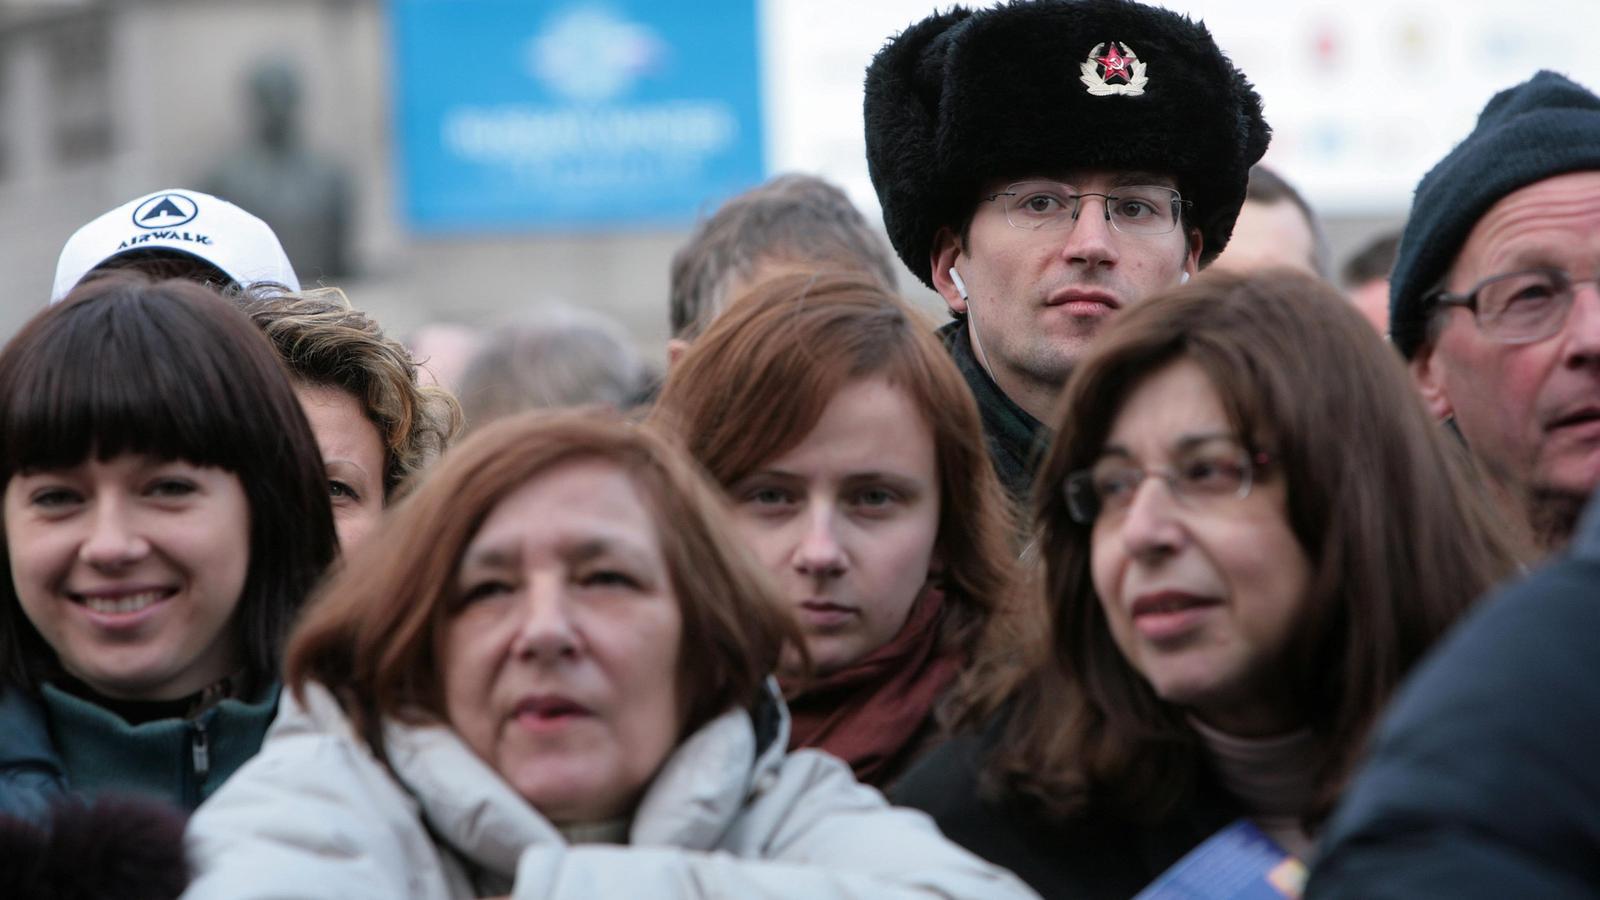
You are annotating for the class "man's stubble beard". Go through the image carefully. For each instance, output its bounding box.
[1524,483,1591,555]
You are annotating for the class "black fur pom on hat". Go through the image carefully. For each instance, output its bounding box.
[0,795,190,900]
[864,0,1270,288]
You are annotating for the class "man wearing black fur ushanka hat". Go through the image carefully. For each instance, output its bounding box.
[865,0,1269,502]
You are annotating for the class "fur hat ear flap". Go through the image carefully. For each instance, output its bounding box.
[864,7,977,290]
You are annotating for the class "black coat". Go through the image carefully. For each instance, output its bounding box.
[937,320,1048,506]
[891,721,1240,899]
[1307,500,1600,899]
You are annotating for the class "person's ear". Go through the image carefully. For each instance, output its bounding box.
[1184,228,1203,278]
[666,338,690,368]
[931,229,969,316]
[1410,342,1455,421]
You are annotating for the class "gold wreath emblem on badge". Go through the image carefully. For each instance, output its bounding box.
[1080,41,1148,97]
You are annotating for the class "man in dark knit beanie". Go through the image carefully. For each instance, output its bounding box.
[1394,70,1600,554]
[863,0,1268,503]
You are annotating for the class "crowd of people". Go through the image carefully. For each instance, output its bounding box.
[1,0,1597,898]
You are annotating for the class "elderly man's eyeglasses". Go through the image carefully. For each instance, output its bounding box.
[982,181,1190,236]
[1427,267,1600,344]
[1064,442,1272,525]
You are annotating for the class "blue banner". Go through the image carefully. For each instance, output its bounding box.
[391,0,765,231]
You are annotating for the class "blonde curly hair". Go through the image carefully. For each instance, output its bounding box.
[241,286,462,496]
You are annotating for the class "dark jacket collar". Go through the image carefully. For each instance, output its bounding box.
[1574,490,1600,561]
[0,686,68,823]
[937,319,1049,505]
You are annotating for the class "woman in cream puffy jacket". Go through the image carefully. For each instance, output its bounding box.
[184,412,1036,900]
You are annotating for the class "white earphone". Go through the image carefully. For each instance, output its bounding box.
[1179,271,1191,285]
[949,267,969,300]
[949,266,1000,381]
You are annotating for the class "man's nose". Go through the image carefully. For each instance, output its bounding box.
[1059,195,1119,269]
[1562,276,1600,365]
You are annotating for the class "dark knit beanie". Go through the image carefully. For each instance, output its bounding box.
[863,0,1270,289]
[1390,70,1600,358]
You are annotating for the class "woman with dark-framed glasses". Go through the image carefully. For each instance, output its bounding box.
[891,269,1526,899]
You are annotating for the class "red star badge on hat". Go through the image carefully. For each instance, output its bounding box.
[1097,42,1132,83]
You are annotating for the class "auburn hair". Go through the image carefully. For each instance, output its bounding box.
[285,409,802,749]
[980,268,1524,825]
[651,269,1032,722]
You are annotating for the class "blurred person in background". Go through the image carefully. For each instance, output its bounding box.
[667,172,900,364]
[652,271,1027,789]
[0,275,336,824]
[246,288,461,554]
[408,322,485,393]
[1209,165,1329,278]
[183,411,1038,900]
[1391,71,1600,555]
[457,305,650,431]
[51,188,299,302]
[864,0,1269,503]
[1308,491,1600,898]
[1339,230,1401,335]
[891,271,1523,899]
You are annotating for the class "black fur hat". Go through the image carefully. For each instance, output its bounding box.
[865,0,1271,287]
[0,795,190,900]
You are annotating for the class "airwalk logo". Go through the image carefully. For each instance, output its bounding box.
[132,193,199,229]
[117,192,211,251]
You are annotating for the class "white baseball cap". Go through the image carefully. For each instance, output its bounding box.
[51,188,301,303]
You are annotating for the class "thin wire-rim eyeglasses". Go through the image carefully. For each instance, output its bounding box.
[1063,449,1273,525]
[981,181,1191,236]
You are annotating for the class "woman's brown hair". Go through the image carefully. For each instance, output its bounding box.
[285,409,801,747]
[982,269,1524,825]
[651,269,1029,719]
[242,287,462,497]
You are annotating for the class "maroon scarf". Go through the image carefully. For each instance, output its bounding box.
[779,586,961,787]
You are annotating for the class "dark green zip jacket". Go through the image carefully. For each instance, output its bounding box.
[937,319,1049,507]
[0,681,279,824]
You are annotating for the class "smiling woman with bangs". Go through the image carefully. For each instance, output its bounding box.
[0,273,336,821]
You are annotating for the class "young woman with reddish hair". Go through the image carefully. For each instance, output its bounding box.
[652,270,1028,788]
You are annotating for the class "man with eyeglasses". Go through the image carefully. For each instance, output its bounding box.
[864,0,1269,501]
[1392,71,1600,553]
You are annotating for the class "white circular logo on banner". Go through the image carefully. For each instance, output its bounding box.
[526,5,665,104]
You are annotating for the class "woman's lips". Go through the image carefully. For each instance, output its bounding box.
[511,694,594,734]
[1129,591,1222,643]
[66,586,178,628]
[797,600,857,630]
